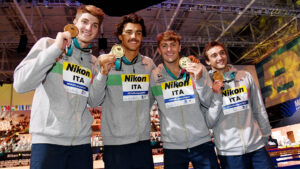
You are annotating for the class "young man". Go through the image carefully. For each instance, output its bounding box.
[203,41,275,169]
[97,14,156,169]
[150,30,222,169]
[13,5,104,169]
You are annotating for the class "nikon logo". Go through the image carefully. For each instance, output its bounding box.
[66,63,90,77]
[124,75,147,82]
[222,86,245,97]
[164,80,189,90]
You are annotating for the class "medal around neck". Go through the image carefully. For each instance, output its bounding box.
[111,44,124,58]
[179,57,191,69]
[64,24,79,38]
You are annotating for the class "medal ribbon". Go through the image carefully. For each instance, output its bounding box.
[163,64,189,81]
[115,55,138,70]
[66,38,92,56]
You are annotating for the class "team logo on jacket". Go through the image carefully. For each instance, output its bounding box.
[222,85,249,115]
[162,78,195,108]
[121,74,149,101]
[63,62,92,97]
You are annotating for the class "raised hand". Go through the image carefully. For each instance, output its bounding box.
[212,80,224,94]
[55,31,72,52]
[98,54,116,75]
[185,63,204,80]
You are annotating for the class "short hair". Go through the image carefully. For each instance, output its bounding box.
[203,41,227,61]
[76,5,104,24]
[114,14,146,37]
[156,30,182,46]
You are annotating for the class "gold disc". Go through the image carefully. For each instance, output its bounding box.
[111,44,125,58]
[179,57,191,69]
[213,71,224,82]
[64,24,79,38]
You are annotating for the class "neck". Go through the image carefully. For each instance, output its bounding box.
[164,60,180,77]
[77,39,90,48]
[124,49,139,62]
[212,65,229,73]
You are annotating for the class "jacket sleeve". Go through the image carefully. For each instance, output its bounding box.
[87,63,108,108]
[248,72,272,138]
[13,38,62,93]
[193,66,223,128]
[149,62,157,109]
[193,65,214,109]
[203,93,223,129]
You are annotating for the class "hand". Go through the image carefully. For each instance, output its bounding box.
[188,55,200,64]
[98,54,116,75]
[55,31,72,52]
[185,63,204,80]
[212,80,224,94]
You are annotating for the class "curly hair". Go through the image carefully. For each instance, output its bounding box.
[114,14,146,37]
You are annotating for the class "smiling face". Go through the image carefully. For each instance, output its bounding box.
[158,40,181,64]
[73,12,99,48]
[118,23,143,52]
[205,45,228,71]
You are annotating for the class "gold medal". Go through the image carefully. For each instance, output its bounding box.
[179,57,191,69]
[64,24,79,38]
[111,44,124,58]
[213,71,224,82]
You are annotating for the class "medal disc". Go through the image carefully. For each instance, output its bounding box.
[179,57,191,69]
[213,71,224,81]
[111,44,124,58]
[64,24,79,38]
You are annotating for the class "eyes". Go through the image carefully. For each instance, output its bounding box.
[210,50,226,59]
[124,30,143,36]
[160,43,177,48]
[81,19,99,29]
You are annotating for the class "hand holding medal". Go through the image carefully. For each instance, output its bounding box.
[180,56,203,80]
[97,44,124,75]
[62,24,79,55]
[111,44,125,70]
[212,71,225,93]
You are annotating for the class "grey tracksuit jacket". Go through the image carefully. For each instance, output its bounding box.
[150,64,222,149]
[207,65,272,155]
[13,37,104,145]
[98,53,156,145]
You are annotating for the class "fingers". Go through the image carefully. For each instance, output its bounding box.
[212,80,224,94]
[98,54,116,67]
[55,31,72,51]
[98,54,116,75]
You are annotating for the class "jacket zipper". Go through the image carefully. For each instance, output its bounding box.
[180,106,190,151]
[70,51,82,145]
[136,101,141,141]
[236,111,246,153]
[70,95,79,145]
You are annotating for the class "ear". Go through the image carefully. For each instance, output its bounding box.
[205,59,211,66]
[157,48,162,55]
[73,19,77,25]
[179,44,182,52]
[118,35,122,41]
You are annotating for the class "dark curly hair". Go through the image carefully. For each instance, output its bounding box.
[114,14,146,37]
